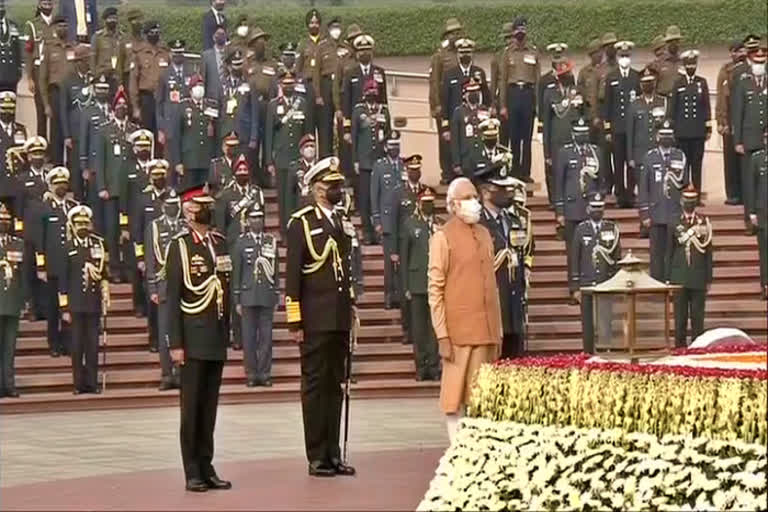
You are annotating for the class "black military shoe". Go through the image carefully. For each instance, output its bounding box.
[5,389,20,398]
[158,379,176,391]
[262,379,273,387]
[330,459,356,476]
[50,349,60,358]
[185,478,208,492]
[761,287,767,301]
[308,461,335,477]
[246,380,258,388]
[205,475,232,490]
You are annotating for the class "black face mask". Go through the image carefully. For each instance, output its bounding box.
[682,201,696,213]
[137,150,150,161]
[421,203,434,216]
[491,189,512,209]
[131,21,143,34]
[573,133,590,146]
[282,56,296,69]
[283,86,295,97]
[56,28,68,40]
[685,65,696,76]
[641,82,655,95]
[106,21,117,31]
[659,136,674,148]
[152,177,166,190]
[407,170,421,183]
[559,74,574,87]
[483,136,496,147]
[30,156,45,168]
[164,205,179,219]
[459,55,471,67]
[76,227,90,239]
[54,184,67,197]
[325,185,343,205]
[147,34,160,45]
[605,47,617,60]
[387,147,399,159]
[235,174,249,186]
[0,112,13,123]
[589,209,604,222]
[172,54,184,66]
[249,219,264,233]
[514,32,525,42]
[195,206,212,225]
[358,52,372,65]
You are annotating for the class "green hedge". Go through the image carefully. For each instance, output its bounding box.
[9,0,766,56]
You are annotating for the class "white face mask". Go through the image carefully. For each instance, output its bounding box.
[752,63,766,76]
[237,26,248,38]
[329,27,342,41]
[456,198,481,224]
[191,85,205,100]
[618,56,631,69]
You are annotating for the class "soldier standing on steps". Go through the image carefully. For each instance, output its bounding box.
[59,44,93,202]
[145,187,182,391]
[244,27,277,188]
[666,185,713,347]
[554,118,604,304]
[290,134,318,206]
[90,7,124,97]
[232,208,278,387]
[265,71,309,237]
[171,75,218,189]
[429,18,462,185]
[351,79,391,245]
[40,16,76,165]
[451,78,491,178]
[400,190,441,381]
[749,127,767,300]
[79,75,112,230]
[371,130,404,310]
[668,49,712,199]
[166,185,232,493]
[41,166,78,358]
[312,17,344,158]
[638,120,688,281]
[570,193,621,354]
[60,204,109,395]
[0,202,26,398]
[285,156,356,478]
[0,92,27,213]
[133,158,172,354]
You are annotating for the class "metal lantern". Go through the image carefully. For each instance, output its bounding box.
[582,251,680,356]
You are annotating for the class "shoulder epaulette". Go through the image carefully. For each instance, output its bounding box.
[172,228,189,240]
[95,28,105,36]
[210,231,225,240]
[564,143,574,149]
[90,233,105,242]
[142,184,153,193]
[291,205,314,219]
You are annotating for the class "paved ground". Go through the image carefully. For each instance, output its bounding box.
[0,398,447,488]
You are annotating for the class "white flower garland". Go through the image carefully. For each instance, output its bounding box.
[419,419,768,512]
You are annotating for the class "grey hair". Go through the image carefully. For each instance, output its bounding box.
[446,177,472,214]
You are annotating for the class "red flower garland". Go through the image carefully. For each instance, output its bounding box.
[494,344,768,380]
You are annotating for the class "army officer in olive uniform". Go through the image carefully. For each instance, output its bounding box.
[285,156,356,478]
[666,186,713,347]
[166,185,232,493]
[400,190,441,380]
[232,208,278,387]
[0,202,26,398]
[749,128,767,299]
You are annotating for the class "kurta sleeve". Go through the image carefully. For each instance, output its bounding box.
[427,229,449,340]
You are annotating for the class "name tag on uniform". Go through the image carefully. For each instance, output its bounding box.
[49,216,59,222]
[350,77,359,83]
[25,181,34,187]
[292,111,305,120]
[216,255,233,272]
[14,132,25,144]
[245,247,254,253]
[310,228,323,236]
[7,251,22,263]
[670,160,684,169]
[569,159,578,165]
[159,60,168,68]
[583,236,592,243]
[113,143,121,156]
[276,105,285,115]
[655,171,662,182]
[144,206,155,212]
[263,66,275,75]
[610,80,619,86]
[601,231,615,241]
[127,173,137,179]
[69,250,77,256]
[295,83,306,94]
[523,54,537,64]
[450,79,458,84]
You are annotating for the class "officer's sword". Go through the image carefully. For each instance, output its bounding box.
[100,313,108,392]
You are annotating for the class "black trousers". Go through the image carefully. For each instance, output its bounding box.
[0,82,17,93]
[299,330,347,464]
[410,295,440,380]
[505,85,534,179]
[400,297,412,344]
[65,140,85,201]
[23,240,45,319]
[741,152,757,225]
[0,315,19,394]
[242,305,273,381]
[317,76,335,158]
[139,90,157,137]
[71,312,100,392]
[180,358,224,481]
[46,276,71,354]
[599,131,614,196]
[230,305,242,349]
[103,199,122,278]
[381,233,398,305]
[437,126,453,183]
[674,287,706,347]
[86,177,104,233]
[147,300,158,350]
[611,132,633,207]
[677,137,705,195]
[129,249,146,316]
[33,71,47,138]
[47,85,64,164]
[580,294,595,354]
[501,333,524,359]
[157,301,174,378]
[648,224,671,282]
[277,167,299,238]
[759,226,768,290]
[564,220,581,289]
[358,169,374,241]
[722,132,742,202]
